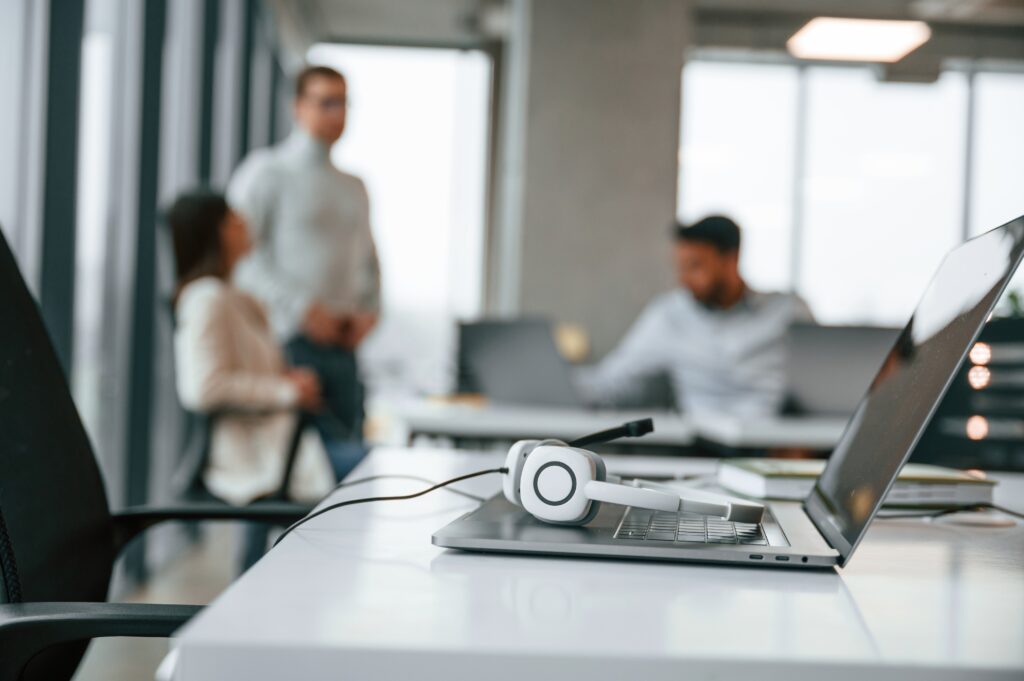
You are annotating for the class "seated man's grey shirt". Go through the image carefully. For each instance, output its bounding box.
[228,129,381,341]
[576,289,813,417]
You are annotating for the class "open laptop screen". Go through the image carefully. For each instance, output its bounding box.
[805,216,1024,566]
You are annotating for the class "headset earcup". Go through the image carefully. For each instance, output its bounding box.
[574,500,603,526]
[587,451,608,482]
[519,446,597,525]
[572,449,606,525]
[503,439,568,506]
[503,440,536,506]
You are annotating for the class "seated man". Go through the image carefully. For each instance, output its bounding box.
[576,215,812,417]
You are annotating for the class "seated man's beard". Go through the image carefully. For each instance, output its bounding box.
[695,280,728,309]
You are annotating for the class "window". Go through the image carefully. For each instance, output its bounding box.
[73,17,116,438]
[800,67,967,325]
[306,43,492,396]
[0,1,28,249]
[679,61,798,292]
[969,71,1024,237]
[0,0,46,289]
[679,59,1023,326]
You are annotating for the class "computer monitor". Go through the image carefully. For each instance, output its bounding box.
[457,319,583,407]
[786,324,900,416]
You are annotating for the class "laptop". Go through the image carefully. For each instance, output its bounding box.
[434,216,1024,569]
[458,319,584,407]
[785,323,900,416]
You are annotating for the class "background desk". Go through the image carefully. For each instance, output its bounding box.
[379,399,848,451]
[168,448,1024,680]
[377,400,693,446]
[693,410,849,450]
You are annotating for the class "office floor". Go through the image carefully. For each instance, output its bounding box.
[73,526,239,681]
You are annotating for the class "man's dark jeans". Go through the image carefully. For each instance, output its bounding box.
[286,336,365,446]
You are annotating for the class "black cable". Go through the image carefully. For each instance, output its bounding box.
[332,474,486,502]
[273,467,508,548]
[876,503,1024,521]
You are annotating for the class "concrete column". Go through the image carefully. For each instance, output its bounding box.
[490,0,690,358]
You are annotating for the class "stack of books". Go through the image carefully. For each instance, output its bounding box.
[717,459,996,506]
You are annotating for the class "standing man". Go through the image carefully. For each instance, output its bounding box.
[228,65,379,477]
[576,216,812,417]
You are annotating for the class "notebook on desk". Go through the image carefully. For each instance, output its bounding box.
[717,458,995,506]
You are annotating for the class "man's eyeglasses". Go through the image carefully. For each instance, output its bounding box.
[303,96,347,112]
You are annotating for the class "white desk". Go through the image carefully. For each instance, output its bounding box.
[380,399,847,450]
[168,448,1024,680]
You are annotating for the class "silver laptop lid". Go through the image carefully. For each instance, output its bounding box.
[805,216,1024,567]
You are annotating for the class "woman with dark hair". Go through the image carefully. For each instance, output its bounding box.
[168,191,335,505]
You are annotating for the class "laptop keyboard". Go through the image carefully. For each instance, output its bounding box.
[614,508,767,545]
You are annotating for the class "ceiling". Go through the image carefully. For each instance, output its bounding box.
[697,0,1024,27]
[270,0,1024,69]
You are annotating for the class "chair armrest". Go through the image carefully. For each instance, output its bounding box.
[111,502,311,555]
[0,601,201,679]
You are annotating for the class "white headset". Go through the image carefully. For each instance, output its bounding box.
[502,421,764,526]
[270,418,767,549]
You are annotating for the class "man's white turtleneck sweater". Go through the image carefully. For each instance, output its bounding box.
[228,129,381,341]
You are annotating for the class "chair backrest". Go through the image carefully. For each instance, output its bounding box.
[0,230,115,679]
[171,410,216,500]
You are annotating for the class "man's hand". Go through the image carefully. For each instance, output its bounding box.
[339,312,378,351]
[285,367,322,411]
[302,301,344,346]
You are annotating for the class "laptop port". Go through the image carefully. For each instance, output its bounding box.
[749,554,763,560]
[775,556,790,562]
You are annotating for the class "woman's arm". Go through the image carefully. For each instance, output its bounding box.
[174,281,298,412]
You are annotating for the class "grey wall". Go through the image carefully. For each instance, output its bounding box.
[492,0,690,358]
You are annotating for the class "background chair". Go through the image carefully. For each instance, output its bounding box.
[0,230,309,681]
[173,410,306,505]
[173,407,310,571]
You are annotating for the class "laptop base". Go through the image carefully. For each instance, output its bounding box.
[433,494,839,569]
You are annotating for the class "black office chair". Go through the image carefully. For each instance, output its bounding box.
[0,231,309,681]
